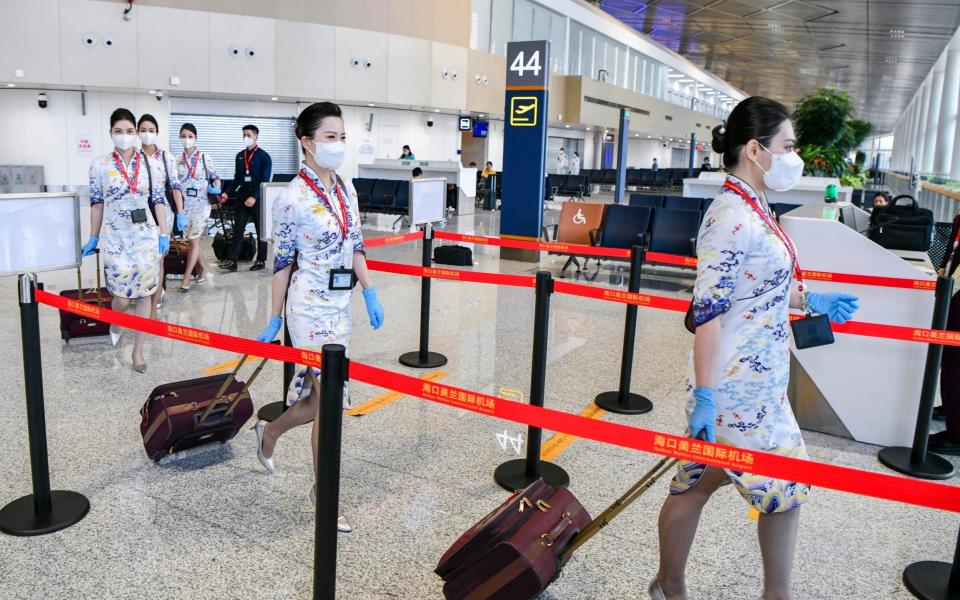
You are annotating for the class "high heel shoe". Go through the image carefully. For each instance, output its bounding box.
[132,362,147,374]
[647,578,666,600]
[309,486,352,533]
[251,420,275,473]
[155,288,165,309]
[109,326,122,346]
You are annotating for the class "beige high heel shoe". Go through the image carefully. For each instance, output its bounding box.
[251,420,275,473]
[309,485,352,533]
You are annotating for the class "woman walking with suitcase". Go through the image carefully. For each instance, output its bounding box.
[650,97,860,600]
[79,108,169,373]
[175,122,221,291]
[249,102,385,532]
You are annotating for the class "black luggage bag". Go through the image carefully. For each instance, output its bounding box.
[434,245,473,266]
[869,194,934,251]
[212,206,255,261]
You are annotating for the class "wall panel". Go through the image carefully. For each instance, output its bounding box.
[0,0,61,86]
[208,13,277,96]
[137,6,211,92]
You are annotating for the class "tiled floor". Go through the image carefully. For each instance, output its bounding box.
[0,206,957,599]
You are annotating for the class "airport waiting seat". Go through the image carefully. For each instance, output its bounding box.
[589,169,606,186]
[561,175,589,197]
[548,174,567,196]
[664,196,702,211]
[629,194,663,208]
[271,173,296,183]
[701,197,713,212]
[370,179,399,208]
[394,181,410,210]
[851,189,864,208]
[864,189,883,211]
[626,169,642,188]
[653,170,671,188]
[595,205,653,249]
[650,208,701,257]
[353,178,376,209]
[638,169,655,188]
[601,169,617,187]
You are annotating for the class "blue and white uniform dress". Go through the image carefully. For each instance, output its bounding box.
[671,174,810,514]
[144,148,182,236]
[88,151,166,298]
[271,163,365,404]
[176,149,217,240]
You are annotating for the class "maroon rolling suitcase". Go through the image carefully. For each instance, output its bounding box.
[436,455,680,600]
[59,250,112,341]
[164,238,201,280]
[139,352,270,461]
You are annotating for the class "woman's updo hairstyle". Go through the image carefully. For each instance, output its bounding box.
[711,96,790,170]
[180,122,197,136]
[296,102,343,154]
[110,107,137,129]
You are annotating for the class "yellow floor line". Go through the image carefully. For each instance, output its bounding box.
[540,402,607,462]
[202,355,258,375]
[347,371,447,417]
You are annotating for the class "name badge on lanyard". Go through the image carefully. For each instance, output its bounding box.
[299,169,354,291]
[243,147,257,183]
[114,151,144,223]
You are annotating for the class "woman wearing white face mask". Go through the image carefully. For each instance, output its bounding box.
[175,122,221,290]
[249,102,384,532]
[138,113,184,311]
[80,108,168,373]
[649,97,860,600]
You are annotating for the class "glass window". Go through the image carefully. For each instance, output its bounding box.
[471,0,491,53]
[513,0,533,41]
[568,24,581,76]
[490,0,512,56]
[549,14,566,73]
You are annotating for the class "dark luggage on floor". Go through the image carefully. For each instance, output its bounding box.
[869,194,934,251]
[140,352,270,461]
[436,455,679,599]
[434,245,473,266]
[212,207,255,261]
[164,238,202,279]
[59,250,112,341]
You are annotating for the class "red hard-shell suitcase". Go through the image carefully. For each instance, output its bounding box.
[59,250,112,341]
[164,238,201,279]
[436,455,680,600]
[139,352,270,461]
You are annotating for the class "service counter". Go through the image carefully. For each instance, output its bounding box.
[683,172,853,205]
[358,159,476,216]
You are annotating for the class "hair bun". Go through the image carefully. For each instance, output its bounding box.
[711,123,728,154]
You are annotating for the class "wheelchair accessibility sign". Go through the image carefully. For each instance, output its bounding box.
[510,96,538,126]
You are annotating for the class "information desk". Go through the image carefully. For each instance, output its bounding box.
[683,172,852,205]
[781,203,935,447]
[358,159,476,216]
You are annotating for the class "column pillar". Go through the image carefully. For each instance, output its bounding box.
[937,49,960,176]
[915,79,932,173]
[922,61,945,174]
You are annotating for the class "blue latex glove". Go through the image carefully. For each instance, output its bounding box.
[175,213,186,231]
[362,287,384,330]
[158,234,170,256]
[207,183,221,195]
[255,315,283,342]
[81,236,99,257]
[689,387,717,443]
[807,291,860,324]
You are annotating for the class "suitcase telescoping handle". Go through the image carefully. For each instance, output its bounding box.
[77,249,103,305]
[198,340,279,424]
[558,432,708,562]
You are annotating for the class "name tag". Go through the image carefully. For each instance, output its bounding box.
[130,208,148,224]
[328,268,356,291]
[244,176,252,183]
[186,188,198,197]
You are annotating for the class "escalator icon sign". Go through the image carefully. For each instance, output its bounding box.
[510,97,538,127]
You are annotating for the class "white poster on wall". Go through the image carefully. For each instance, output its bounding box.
[75,134,94,156]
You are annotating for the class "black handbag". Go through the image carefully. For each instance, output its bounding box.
[869,195,933,251]
[434,245,473,266]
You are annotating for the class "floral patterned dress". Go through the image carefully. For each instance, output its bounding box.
[144,148,182,236]
[670,174,810,514]
[272,163,365,405]
[175,149,217,240]
[88,152,165,299]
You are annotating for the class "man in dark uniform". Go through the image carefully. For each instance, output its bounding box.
[220,124,272,272]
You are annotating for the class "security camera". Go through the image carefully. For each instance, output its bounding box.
[441,68,449,79]
[246,47,257,58]
[475,74,482,84]
[426,118,435,128]
[230,47,240,57]
[351,57,361,68]
[155,90,164,102]
[364,59,374,69]
[83,34,96,46]
[37,93,47,109]
[452,71,459,81]
[103,37,115,48]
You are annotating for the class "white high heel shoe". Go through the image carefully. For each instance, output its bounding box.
[309,486,352,533]
[109,326,122,347]
[648,578,666,600]
[251,420,275,473]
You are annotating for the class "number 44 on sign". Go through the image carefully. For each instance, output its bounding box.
[510,50,542,77]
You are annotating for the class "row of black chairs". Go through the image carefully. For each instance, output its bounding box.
[581,168,701,190]
[629,194,712,212]
[547,174,591,198]
[352,178,409,215]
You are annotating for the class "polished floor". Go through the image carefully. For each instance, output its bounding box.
[0,205,957,599]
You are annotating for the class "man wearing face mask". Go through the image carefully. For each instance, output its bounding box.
[220,124,272,272]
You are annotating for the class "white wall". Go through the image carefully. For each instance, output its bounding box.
[627,138,668,168]
[485,120,506,171]
[0,89,171,188]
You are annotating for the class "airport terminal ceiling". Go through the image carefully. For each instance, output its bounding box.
[596,0,960,132]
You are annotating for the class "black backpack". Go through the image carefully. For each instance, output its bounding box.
[869,194,933,251]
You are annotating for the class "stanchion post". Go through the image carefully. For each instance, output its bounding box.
[0,274,89,536]
[494,271,570,491]
[902,526,960,599]
[314,344,347,600]
[399,223,448,368]
[878,273,956,480]
[594,243,653,414]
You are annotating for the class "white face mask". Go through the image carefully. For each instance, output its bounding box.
[243,136,256,148]
[139,132,157,146]
[112,134,137,151]
[180,137,196,149]
[311,140,346,170]
[754,144,804,192]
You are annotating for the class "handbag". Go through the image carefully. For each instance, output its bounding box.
[869,195,933,251]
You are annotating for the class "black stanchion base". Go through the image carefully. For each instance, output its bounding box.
[0,490,90,536]
[878,446,956,480]
[594,391,653,415]
[494,459,569,492]
[257,401,285,422]
[399,351,448,369]
[903,560,957,599]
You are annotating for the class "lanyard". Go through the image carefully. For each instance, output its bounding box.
[113,151,140,195]
[723,179,805,292]
[299,169,349,239]
[243,146,258,174]
[183,149,200,179]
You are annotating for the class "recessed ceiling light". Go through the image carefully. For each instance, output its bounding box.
[6,83,15,87]
[434,109,440,113]
[368,102,375,106]
[586,127,591,131]
[889,29,905,39]
[271,97,278,101]
[148,90,155,94]
[479,114,485,118]
[564,124,570,128]
[885,56,898,64]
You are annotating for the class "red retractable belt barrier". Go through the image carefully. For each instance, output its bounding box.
[40,289,960,513]
[365,259,536,288]
[553,280,691,312]
[363,231,424,249]
[434,231,632,259]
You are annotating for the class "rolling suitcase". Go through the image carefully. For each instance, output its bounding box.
[434,245,473,266]
[436,454,680,600]
[212,206,255,261]
[139,351,271,461]
[164,238,201,279]
[58,250,112,341]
